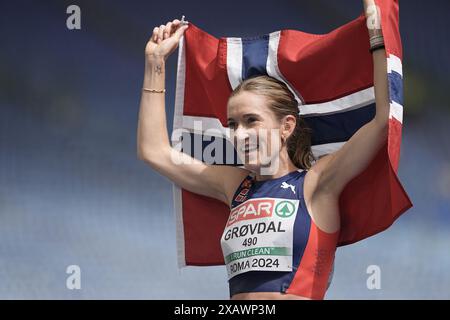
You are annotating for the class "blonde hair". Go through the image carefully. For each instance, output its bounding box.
[229,75,315,170]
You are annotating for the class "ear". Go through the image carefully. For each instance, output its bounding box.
[281,115,297,139]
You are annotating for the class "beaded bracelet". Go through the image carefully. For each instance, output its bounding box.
[143,88,166,93]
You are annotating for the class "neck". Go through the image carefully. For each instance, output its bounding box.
[254,151,299,182]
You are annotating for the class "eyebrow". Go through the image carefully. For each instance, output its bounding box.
[227,113,261,122]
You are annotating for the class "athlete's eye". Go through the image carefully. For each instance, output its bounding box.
[227,121,237,129]
[247,117,257,124]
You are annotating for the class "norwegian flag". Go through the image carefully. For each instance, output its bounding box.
[172,0,412,266]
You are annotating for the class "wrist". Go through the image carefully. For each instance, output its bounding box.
[146,54,166,67]
[368,28,382,38]
[143,58,165,89]
[369,30,384,53]
[145,58,166,75]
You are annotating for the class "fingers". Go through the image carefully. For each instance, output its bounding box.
[152,19,188,43]
[152,27,158,42]
[157,25,165,44]
[174,24,189,38]
[363,0,377,15]
[163,22,172,40]
[165,19,183,38]
[363,0,376,7]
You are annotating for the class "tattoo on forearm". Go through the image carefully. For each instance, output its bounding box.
[154,64,163,75]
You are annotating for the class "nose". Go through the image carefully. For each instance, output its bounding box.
[232,126,249,147]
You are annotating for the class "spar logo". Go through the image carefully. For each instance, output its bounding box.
[275,201,296,218]
[226,198,298,227]
[227,199,274,227]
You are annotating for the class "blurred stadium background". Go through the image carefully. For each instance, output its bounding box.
[0,0,449,299]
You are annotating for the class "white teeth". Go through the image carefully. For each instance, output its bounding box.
[241,145,258,152]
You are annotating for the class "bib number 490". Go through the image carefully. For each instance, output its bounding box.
[242,237,257,247]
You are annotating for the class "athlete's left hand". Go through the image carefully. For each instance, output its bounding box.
[363,0,382,34]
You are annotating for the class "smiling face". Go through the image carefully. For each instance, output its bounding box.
[227,91,282,172]
[225,75,313,174]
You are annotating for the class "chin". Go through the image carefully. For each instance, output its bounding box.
[242,162,261,173]
[240,156,273,174]
[238,152,259,172]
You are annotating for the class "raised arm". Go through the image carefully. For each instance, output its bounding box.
[137,19,249,206]
[314,0,390,195]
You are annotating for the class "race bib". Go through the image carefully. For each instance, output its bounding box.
[220,197,299,279]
